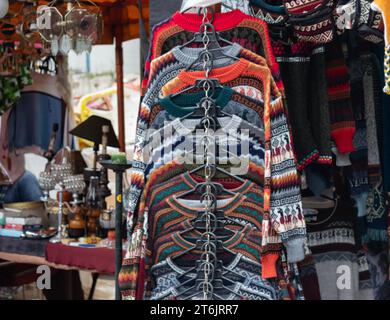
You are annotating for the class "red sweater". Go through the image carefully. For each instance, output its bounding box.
[142,9,283,95]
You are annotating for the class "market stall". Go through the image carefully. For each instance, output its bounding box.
[0,0,149,300]
[1,0,390,303]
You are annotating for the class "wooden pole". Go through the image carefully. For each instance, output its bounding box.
[115,27,125,152]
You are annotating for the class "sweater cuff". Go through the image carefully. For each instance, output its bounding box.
[261,253,280,279]
[332,127,356,154]
[283,238,306,263]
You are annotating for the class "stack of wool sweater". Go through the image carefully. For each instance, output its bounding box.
[230,0,357,170]
[120,9,307,301]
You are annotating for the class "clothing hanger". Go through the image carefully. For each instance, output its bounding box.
[170,77,224,99]
[178,7,235,50]
[173,256,246,300]
[185,47,240,72]
[180,0,236,14]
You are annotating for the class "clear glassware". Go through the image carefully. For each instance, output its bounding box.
[38,171,56,202]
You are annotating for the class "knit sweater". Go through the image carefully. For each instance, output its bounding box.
[159,61,306,262]
[120,159,297,299]
[144,116,266,177]
[148,197,266,264]
[130,59,268,216]
[146,171,263,215]
[142,10,282,93]
[148,44,282,99]
[229,2,334,168]
[149,87,264,130]
[304,198,374,300]
[234,1,356,166]
[325,38,356,154]
[147,253,281,300]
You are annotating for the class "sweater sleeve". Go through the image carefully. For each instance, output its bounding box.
[268,96,306,264]
[325,39,356,154]
[126,105,148,234]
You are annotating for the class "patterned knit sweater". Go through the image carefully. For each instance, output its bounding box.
[142,9,283,95]
[140,46,281,138]
[229,2,356,165]
[131,59,265,214]
[159,61,306,263]
[128,58,306,263]
[148,44,281,101]
[304,198,374,300]
[143,116,266,180]
[129,59,270,223]
[149,87,264,130]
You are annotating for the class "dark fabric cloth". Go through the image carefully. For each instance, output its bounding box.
[46,243,118,274]
[298,255,322,300]
[278,45,331,169]
[149,0,180,31]
[138,0,150,76]
[3,171,43,204]
[42,270,85,300]
[0,236,48,257]
[325,37,356,154]
[7,91,65,153]
[309,49,332,163]
[366,248,390,300]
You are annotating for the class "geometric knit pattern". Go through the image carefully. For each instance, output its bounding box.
[142,9,282,95]
[160,63,306,263]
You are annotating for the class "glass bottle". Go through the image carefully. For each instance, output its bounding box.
[86,176,101,236]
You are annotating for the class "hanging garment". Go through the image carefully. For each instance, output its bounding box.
[144,116,266,178]
[131,59,305,263]
[277,45,333,169]
[142,9,281,95]
[240,1,334,168]
[304,198,374,300]
[122,6,307,301]
[149,0,181,31]
[149,87,264,130]
[131,59,273,214]
[325,37,356,155]
[146,43,282,98]
[147,254,280,300]
[283,0,335,44]
[0,110,27,184]
[366,180,388,243]
[247,0,293,43]
[7,92,65,154]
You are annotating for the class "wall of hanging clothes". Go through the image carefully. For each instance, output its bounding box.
[121,0,390,300]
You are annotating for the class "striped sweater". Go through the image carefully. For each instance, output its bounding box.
[131,59,267,215]
[149,86,264,130]
[160,62,306,262]
[142,9,283,95]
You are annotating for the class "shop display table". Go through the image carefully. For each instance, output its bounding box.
[0,236,123,299]
[0,236,118,273]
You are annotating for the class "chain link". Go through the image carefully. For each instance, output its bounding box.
[198,7,217,301]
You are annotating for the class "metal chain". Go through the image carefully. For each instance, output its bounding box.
[199,7,217,301]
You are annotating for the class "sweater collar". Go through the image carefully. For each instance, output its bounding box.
[177,58,250,87]
[167,192,246,216]
[172,43,242,67]
[250,0,286,14]
[171,9,247,32]
[169,114,243,137]
[181,171,255,194]
[159,86,233,118]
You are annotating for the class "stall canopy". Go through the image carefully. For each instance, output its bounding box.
[2,0,150,43]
